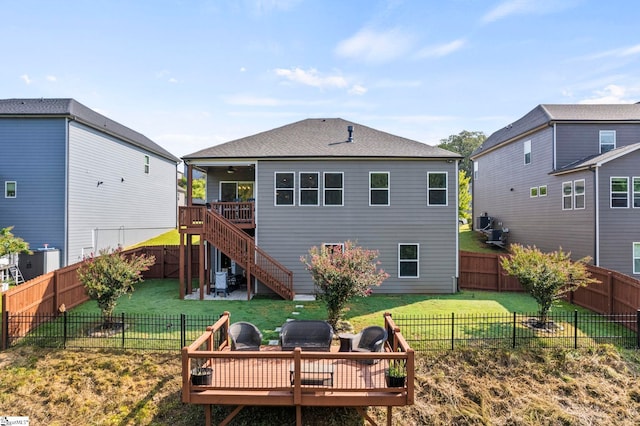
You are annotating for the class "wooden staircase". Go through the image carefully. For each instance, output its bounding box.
[180,206,294,300]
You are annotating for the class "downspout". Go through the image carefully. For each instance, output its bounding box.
[552,123,557,170]
[454,159,459,292]
[594,166,600,266]
[64,118,69,266]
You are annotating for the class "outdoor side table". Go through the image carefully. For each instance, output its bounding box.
[290,362,334,386]
[338,333,355,352]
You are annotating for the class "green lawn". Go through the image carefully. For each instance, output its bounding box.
[459,223,505,253]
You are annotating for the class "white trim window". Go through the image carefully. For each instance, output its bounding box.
[530,187,538,198]
[524,140,532,165]
[574,179,585,209]
[633,177,640,208]
[427,172,448,206]
[299,172,319,206]
[324,172,344,206]
[562,181,573,210]
[323,243,344,255]
[370,172,389,206]
[611,177,629,208]
[275,172,294,206]
[5,181,16,198]
[539,185,547,197]
[144,155,150,174]
[599,130,616,154]
[398,243,419,278]
[634,242,640,275]
[473,162,478,180]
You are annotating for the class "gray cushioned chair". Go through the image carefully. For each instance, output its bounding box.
[229,321,262,351]
[351,326,388,364]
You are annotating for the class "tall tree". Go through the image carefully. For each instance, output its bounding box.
[458,170,472,222]
[438,130,487,177]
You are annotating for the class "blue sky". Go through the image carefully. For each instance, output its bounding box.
[3,0,640,159]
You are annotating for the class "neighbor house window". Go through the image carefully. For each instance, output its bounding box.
[633,177,640,208]
[473,162,478,180]
[370,172,389,206]
[144,155,150,174]
[324,172,343,206]
[399,244,419,278]
[530,187,538,198]
[539,185,547,196]
[562,181,573,210]
[323,243,344,255]
[524,140,531,165]
[5,181,16,198]
[611,177,629,208]
[634,243,640,275]
[275,172,294,205]
[574,179,585,209]
[427,172,448,206]
[299,172,319,206]
[600,130,616,153]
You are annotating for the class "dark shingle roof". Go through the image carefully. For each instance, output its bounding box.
[0,98,179,163]
[472,103,640,158]
[183,118,460,160]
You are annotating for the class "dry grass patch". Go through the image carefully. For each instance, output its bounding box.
[0,346,639,425]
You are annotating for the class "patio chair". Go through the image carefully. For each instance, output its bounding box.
[351,326,388,364]
[229,322,263,351]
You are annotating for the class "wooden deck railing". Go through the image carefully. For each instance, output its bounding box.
[182,312,414,426]
[208,202,255,229]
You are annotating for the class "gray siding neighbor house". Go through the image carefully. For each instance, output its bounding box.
[0,98,180,268]
[182,118,462,296]
[471,104,640,277]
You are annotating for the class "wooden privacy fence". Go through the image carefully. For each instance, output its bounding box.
[459,251,640,316]
[1,245,199,350]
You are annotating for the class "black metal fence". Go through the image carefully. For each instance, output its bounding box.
[4,312,219,351]
[392,311,640,351]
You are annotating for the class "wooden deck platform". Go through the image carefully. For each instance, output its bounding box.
[182,313,414,426]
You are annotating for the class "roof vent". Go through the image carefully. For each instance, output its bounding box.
[347,125,354,142]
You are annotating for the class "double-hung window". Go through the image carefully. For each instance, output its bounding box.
[473,162,478,180]
[633,177,640,208]
[427,172,447,205]
[574,179,585,209]
[611,177,629,208]
[599,130,616,153]
[5,181,16,198]
[634,243,640,275]
[562,181,573,210]
[299,172,319,206]
[524,140,531,165]
[275,172,294,205]
[370,172,389,206]
[324,172,343,206]
[398,244,419,278]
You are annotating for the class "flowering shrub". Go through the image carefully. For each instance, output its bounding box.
[301,241,389,329]
[78,247,155,325]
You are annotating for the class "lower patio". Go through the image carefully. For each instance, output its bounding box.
[182,312,414,426]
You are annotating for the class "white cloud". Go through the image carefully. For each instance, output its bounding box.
[225,94,283,106]
[240,67,247,72]
[168,78,178,83]
[373,79,422,89]
[335,27,414,63]
[578,84,639,104]
[274,67,348,89]
[415,39,466,58]
[348,85,367,96]
[481,0,572,24]
[248,0,301,14]
[580,44,640,61]
[20,74,32,85]
[46,75,57,82]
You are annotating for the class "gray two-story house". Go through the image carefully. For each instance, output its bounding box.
[471,104,640,277]
[181,118,462,298]
[0,98,180,269]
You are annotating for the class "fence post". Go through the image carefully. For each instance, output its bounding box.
[607,272,613,315]
[574,310,578,350]
[181,314,186,349]
[451,313,455,351]
[512,312,516,348]
[121,312,126,349]
[2,310,8,350]
[497,256,502,292]
[63,311,68,349]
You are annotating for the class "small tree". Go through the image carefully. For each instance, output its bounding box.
[77,248,155,327]
[501,244,599,327]
[458,170,472,223]
[301,241,389,329]
[0,226,31,258]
